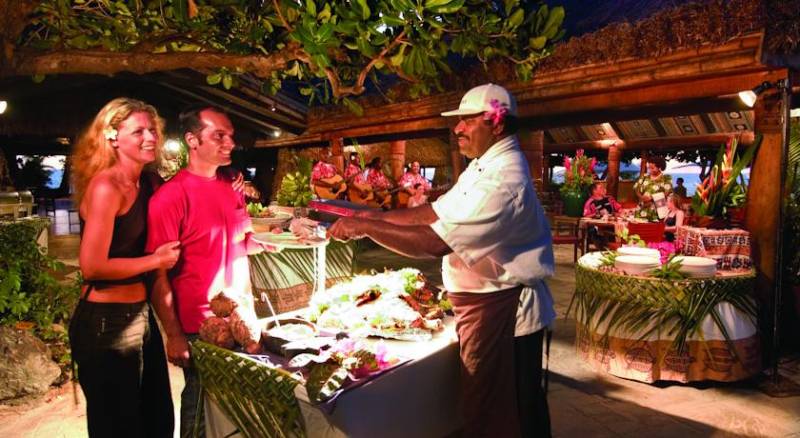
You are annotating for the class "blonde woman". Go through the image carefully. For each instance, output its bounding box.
[68,98,180,437]
[663,193,685,242]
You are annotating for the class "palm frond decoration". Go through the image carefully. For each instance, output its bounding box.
[572,264,756,364]
[249,240,360,317]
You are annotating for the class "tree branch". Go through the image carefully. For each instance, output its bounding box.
[353,30,407,95]
[0,0,42,66]
[2,44,304,78]
[272,0,293,32]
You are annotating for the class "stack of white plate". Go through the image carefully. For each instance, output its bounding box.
[617,246,661,259]
[614,255,660,276]
[673,256,717,278]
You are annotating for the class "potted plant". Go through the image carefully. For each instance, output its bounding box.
[559,149,595,217]
[691,136,761,228]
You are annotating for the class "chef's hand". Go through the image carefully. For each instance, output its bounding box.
[353,209,382,220]
[166,333,191,368]
[328,217,367,241]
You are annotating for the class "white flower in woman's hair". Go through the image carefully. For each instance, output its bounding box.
[103,127,118,141]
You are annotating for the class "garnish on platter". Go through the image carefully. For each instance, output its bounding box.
[309,268,449,341]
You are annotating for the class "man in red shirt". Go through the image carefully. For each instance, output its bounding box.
[146,106,269,438]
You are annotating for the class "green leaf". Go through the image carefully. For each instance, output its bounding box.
[529,35,547,50]
[305,0,317,17]
[318,3,332,21]
[429,0,464,14]
[31,74,46,83]
[382,14,405,27]
[173,0,188,23]
[389,45,406,66]
[503,0,518,15]
[342,97,364,116]
[222,74,233,89]
[206,73,222,85]
[356,36,375,57]
[507,9,524,30]
[355,0,371,19]
[543,6,565,39]
[424,0,452,8]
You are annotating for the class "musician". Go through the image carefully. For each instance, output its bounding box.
[344,151,362,182]
[399,161,431,193]
[351,157,392,208]
[311,152,347,199]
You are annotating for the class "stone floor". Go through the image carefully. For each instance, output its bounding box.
[1,236,799,437]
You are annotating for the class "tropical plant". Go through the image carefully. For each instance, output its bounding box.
[0,220,80,342]
[559,148,595,196]
[692,136,761,219]
[785,119,800,287]
[276,155,314,207]
[15,156,52,190]
[648,254,686,280]
[615,228,645,247]
[4,0,566,110]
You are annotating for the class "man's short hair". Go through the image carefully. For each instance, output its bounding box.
[179,105,227,136]
[677,177,684,184]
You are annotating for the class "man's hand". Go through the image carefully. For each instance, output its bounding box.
[166,333,191,368]
[328,217,368,241]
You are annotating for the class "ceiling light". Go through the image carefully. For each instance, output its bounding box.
[738,81,773,108]
[273,129,281,138]
[164,139,181,154]
[0,100,7,114]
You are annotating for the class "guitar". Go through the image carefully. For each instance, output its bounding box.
[396,184,452,208]
[312,175,347,200]
[348,182,396,209]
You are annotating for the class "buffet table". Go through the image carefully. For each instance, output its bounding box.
[194,317,461,438]
[573,252,760,383]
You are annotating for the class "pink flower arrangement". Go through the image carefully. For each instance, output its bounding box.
[560,149,596,195]
[647,241,676,264]
[328,338,398,379]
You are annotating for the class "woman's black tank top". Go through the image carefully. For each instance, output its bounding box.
[81,172,158,289]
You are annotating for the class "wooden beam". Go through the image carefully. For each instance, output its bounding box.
[545,132,755,152]
[607,145,621,198]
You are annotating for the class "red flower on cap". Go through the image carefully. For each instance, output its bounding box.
[483,99,508,126]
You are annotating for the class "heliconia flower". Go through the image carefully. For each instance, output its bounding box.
[576,149,584,158]
[564,156,571,171]
[589,157,597,172]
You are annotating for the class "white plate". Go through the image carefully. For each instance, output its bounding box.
[617,247,661,259]
[673,256,717,267]
[251,231,329,249]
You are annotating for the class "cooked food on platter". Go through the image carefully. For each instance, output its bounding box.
[308,268,448,341]
[246,202,274,218]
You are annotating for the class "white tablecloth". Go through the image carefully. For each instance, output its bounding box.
[206,319,462,438]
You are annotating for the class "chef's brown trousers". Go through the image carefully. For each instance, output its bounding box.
[449,286,523,438]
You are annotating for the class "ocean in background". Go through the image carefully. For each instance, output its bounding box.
[552,162,750,197]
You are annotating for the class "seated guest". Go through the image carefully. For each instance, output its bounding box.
[673,177,687,198]
[582,182,621,218]
[663,194,685,242]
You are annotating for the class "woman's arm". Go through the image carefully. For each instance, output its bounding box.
[79,176,178,281]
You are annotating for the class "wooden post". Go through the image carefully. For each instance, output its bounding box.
[640,151,649,177]
[607,144,621,198]
[329,138,344,173]
[746,84,786,357]
[448,131,466,183]
[520,130,545,191]
[388,140,406,182]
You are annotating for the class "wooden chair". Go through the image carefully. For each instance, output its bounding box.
[550,215,583,262]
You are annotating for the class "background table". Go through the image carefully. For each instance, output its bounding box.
[196,318,461,438]
[573,252,760,383]
[673,226,751,271]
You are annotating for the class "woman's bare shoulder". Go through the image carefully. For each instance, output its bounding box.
[84,171,124,206]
